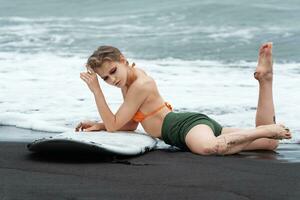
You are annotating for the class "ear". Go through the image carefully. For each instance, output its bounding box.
[119,54,127,65]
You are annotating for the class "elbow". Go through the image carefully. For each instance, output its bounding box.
[103,123,117,132]
[132,121,139,131]
[106,124,136,132]
[105,117,118,132]
[106,124,121,132]
[106,126,117,132]
[131,124,138,131]
[127,121,139,131]
[105,119,138,132]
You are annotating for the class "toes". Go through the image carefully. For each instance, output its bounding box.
[254,72,258,78]
[284,131,292,139]
[259,42,273,54]
[267,42,273,48]
[284,127,290,132]
[278,123,290,133]
[259,45,265,52]
[262,43,269,49]
[285,134,292,140]
[262,42,272,48]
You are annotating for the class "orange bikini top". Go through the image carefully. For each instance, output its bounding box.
[132,102,173,122]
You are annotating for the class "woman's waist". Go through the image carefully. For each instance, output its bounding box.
[141,110,172,138]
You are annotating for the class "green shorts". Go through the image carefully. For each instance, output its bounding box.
[161,112,223,151]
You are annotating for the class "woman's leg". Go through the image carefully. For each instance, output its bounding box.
[185,124,290,156]
[244,42,283,150]
[254,42,275,126]
[221,127,279,151]
[187,43,292,156]
[221,43,279,151]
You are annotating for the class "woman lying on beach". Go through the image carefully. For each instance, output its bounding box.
[76,42,292,155]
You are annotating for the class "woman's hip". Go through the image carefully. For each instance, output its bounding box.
[161,112,223,151]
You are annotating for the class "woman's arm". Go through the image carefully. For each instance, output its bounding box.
[92,81,149,132]
[103,120,138,131]
[120,87,139,131]
[76,120,138,132]
[80,69,148,132]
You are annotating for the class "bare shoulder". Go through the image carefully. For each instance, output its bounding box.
[122,68,156,98]
[131,67,155,87]
[137,68,156,84]
[129,76,153,93]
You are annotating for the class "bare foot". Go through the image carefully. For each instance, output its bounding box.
[258,124,292,140]
[254,42,273,81]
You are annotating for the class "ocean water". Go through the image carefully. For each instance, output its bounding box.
[0,0,299,143]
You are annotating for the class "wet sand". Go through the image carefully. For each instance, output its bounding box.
[0,126,300,199]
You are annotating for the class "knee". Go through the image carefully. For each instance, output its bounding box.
[192,146,216,156]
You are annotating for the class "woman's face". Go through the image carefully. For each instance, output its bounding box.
[94,60,127,88]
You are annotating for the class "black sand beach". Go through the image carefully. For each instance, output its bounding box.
[0,127,300,200]
[1,0,300,199]
[1,142,300,200]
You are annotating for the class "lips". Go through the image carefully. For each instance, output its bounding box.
[115,81,121,86]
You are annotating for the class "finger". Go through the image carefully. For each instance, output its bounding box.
[80,75,89,83]
[81,73,94,82]
[84,125,98,132]
[75,122,82,129]
[83,128,93,132]
[86,66,96,74]
[87,69,92,75]
[80,72,91,79]
[75,125,82,132]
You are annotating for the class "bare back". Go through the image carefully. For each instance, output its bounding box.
[122,68,171,138]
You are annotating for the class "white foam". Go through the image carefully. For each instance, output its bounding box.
[253,3,300,11]
[208,28,257,40]
[0,53,299,143]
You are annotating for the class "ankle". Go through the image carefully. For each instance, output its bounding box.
[256,125,270,136]
[254,72,273,82]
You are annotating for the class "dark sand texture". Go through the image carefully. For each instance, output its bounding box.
[0,141,300,200]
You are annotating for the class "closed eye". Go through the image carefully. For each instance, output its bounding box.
[103,67,117,81]
[111,67,117,73]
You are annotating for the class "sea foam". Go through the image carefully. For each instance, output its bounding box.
[0,52,299,143]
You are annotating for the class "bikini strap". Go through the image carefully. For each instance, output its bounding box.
[143,102,173,120]
[165,102,173,111]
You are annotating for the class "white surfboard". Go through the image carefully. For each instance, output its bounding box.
[27,131,157,156]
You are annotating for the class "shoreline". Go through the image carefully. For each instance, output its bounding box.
[1,125,300,163]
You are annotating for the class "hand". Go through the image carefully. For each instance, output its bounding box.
[80,67,101,94]
[75,120,103,132]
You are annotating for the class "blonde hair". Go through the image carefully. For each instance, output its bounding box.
[86,46,135,69]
